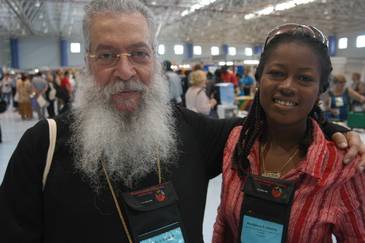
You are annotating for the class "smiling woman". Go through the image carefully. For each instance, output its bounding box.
[213,24,365,243]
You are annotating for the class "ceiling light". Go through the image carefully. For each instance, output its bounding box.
[244,0,316,20]
[181,0,217,17]
[243,60,259,65]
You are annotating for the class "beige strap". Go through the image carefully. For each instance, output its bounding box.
[42,119,57,191]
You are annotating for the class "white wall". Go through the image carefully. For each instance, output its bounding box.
[68,39,85,67]
[337,31,365,59]
[156,41,259,65]
[0,38,10,67]
[18,36,60,69]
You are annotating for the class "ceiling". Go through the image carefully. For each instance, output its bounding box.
[0,0,364,46]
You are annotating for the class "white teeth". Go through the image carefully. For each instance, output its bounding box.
[274,99,296,106]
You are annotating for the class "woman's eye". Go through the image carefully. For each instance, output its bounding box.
[268,70,285,78]
[298,75,313,82]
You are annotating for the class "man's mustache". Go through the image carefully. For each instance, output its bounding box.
[100,79,147,95]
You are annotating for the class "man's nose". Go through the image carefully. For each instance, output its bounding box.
[114,55,136,80]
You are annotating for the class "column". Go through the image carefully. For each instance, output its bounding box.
[10,38,19,69]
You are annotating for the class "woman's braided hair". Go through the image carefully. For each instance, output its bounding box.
[232,33,333,176]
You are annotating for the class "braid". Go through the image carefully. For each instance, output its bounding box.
[233,32,332,176]
[233,91,266,176]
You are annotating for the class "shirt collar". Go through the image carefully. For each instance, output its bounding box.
[247,119,330,180]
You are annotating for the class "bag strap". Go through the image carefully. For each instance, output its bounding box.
[42,118,57,191]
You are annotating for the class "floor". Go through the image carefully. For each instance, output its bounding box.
[1,107,364,242]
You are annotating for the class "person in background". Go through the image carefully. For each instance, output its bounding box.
[185,70,217,115]
[17,74,33,120]
[213,24,365,243]
[1,73,13,107]
[221,65,238,87]
[324,74,365,121]
[351,72,362,92]
[10,73,18,109]
[238,66,255,96]
[163,60,183,105]
[45,71,57,118]
[1,2,365,243]
[32,72,49,120]
[350,73,365,112]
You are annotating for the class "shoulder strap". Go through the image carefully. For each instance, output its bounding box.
[42,118,57,191]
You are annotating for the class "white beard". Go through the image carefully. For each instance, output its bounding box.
[70,65,177,189]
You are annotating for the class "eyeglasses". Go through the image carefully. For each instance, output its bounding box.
[88,49,153,67]
[264,23,328,50]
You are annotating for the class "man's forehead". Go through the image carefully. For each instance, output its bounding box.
[88,12,152,49]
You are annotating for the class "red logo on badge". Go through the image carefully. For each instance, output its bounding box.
[155,190,166,202]
[271,186,282,198]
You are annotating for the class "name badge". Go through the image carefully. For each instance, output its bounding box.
[241,215,283,243]
[121,182,187,243]
[335,97,344,107]
[239,175,295,243]
[139,222,185,243]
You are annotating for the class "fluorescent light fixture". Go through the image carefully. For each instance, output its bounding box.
[275,1,296,11]
[243,60,259,65]
[257,6,274,15]
[194,45,202,55]
[218,61,226,66]
[181,0,217,17]
[211,46,220,56]
[158,44,165,55]
[226,61,234,66]
[245,47,253,56]
[171,65,178,70]
[228,47,236,56]
[70,42,81,53]
[244,0,316,20]
[338,37,348,49]
[244,13,255,20]
[174,45,184,55]
[356,35,365,48]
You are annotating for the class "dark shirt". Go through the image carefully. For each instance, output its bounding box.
[0,105,347,242]
[0,106,238,243]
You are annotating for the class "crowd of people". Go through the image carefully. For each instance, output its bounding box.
[1,0,365,242]
[0,69,77,143]
[165,60,365,123]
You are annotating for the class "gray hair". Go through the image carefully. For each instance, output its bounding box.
[82,0,157,51]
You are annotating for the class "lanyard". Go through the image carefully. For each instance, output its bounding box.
[101,152,162,243]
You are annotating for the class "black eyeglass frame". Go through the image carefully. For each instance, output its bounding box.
[264,23,329,50]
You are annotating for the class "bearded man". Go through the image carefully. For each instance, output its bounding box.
[1,0,365,242]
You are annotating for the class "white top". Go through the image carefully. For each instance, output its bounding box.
[185,86,211,115]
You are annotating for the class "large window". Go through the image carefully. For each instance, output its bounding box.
[245,47,253,56]
[356,35,365,48]
[158,44,165,55]
[338,37,348,49]
[211,46,219,56]
[70,42,81,53]
[194,45,202,55]
[174,45,184,55]
[228,47,236,56]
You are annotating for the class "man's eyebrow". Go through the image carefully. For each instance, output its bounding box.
[94,44,115,51]
[127,42,152,49]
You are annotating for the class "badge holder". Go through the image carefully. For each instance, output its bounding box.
[121,182,186,243]
[238,174,296,243]
[101,159,187,243]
